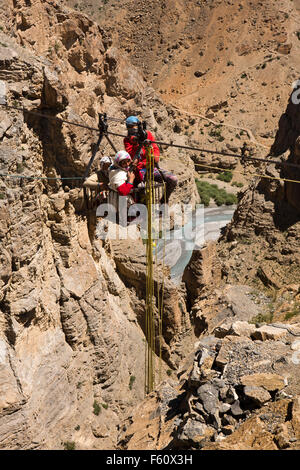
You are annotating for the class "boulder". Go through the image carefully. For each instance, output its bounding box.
[251,325,288,341]
[215,321,256,338]
[203,416,278,450]
[197,383,220,416]
[243,385,272,405]
[230,400,244,418]
[240,373,286,392]
[178,419,210,443]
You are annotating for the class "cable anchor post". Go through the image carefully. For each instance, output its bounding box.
[100,112,118,153]
[98,112,108,136]
[82,113,107,210]
[240,142,250,165]
[83,114,107,182]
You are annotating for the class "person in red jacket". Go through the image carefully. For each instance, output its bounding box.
[124,116,177,203]
[108,150,136,224]
[108,150,135,196]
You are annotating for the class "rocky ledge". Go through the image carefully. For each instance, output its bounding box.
[118,318,300,450]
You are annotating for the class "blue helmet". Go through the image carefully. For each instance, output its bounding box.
[125,116,140,128]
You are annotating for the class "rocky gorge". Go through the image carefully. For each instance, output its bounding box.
[0,0,300,452]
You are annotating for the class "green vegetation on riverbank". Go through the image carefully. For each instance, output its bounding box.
[195,179,238,207]
[216,170,233,183]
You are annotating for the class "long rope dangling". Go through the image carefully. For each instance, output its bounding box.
[158,181,167,383]
[145,146,156,395]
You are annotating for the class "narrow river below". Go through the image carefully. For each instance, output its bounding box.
[155,205,236,284]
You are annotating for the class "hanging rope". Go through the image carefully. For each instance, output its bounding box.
[144,145,168,394]
[145,145,156,395]
[157,181,167,383]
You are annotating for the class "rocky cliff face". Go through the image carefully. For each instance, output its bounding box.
[0,0,198,450]
[218,86,300,292]
[1,0,300,452]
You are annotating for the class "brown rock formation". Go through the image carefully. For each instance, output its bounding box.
[0,0,197,450]
[1,0,300,452]
[182,241,221,306]
[118,325,300,450]
[110,239,194,369]
[217,85,300,291]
